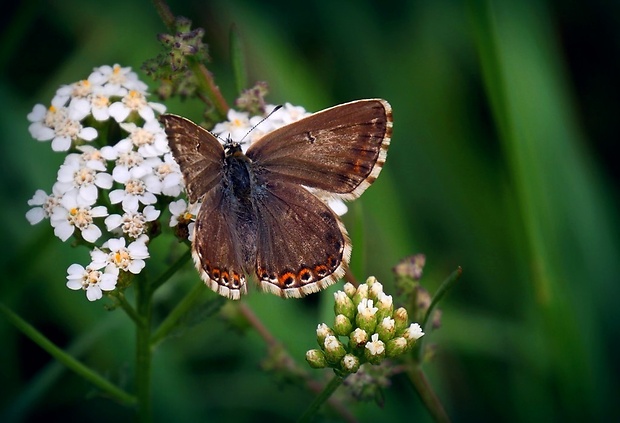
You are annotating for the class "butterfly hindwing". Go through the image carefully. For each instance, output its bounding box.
[191,185,252,299]
[253,179,351,298]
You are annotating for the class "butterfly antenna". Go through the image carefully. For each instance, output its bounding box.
[238,104,283,144]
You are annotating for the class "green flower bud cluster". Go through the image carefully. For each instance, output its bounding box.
[305,277,424,375]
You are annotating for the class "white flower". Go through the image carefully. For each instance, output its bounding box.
[99,237,149,274]
[357,298,378,319]
[105,205,160,239]
[169,199,200,227]
[403,323,425,342]
[365,333,385,356]
[55,154,113,203]
[120,120,170,158]
[89,83,125,121]
[109,176,160,212]
[26,185,63,225]
[54,79,95,107]
[154,153,183,197]
[50,190,108,242]
[27,105,97,152]
[109,90,166,123]
[107,141,152,184]
[66,263,119,301]
[266,102,309,127]
[212,109,252,142]
[88,64,148,93]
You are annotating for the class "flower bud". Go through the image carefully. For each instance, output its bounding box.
[355,298,378,334]
[333,314,353,336]
[364,333,386,365]
[305,349,327,368]
[393,307,409,334]
[375,292,394,322]
[323,335,347,364]
[334,290,355,319]
[343,282,357,298]
[352,283,369,306]
[349,328,369,351]
[385,337,408,358]
[340,353,361,374]
[376,316,395,342]
[316,323,335,347]
[367,277,384,301]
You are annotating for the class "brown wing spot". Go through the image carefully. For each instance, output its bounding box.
[220,270,230,286]
[279,271,297,287]
[258,267,270,281]
[299,267,313,283]
[211,267,221,281]
[231,271,242,288]
[326,254,340,271]
[314,264,329,278]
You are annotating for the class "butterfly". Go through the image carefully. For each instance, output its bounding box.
[160,99,392,299]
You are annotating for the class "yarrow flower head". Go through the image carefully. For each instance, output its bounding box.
[305,276,424,375]
[25,64,181,302]
[25,64,347,303]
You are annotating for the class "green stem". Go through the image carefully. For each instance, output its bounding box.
[0,302,136,406]
[135,276,153,423]
[188,60,229,119]
[406,365,451,423]
[151,0,176,31]
[150,281,216,347]
[415,267,462,362]
[114,291,144,327]
[298,374,345,423]
[149,248,192,293]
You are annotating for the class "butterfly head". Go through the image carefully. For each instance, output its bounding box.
[223,141,245,158]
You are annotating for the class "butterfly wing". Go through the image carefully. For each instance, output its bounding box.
[246,99,392,201]
[191,185,251,299]
[161,114,250,299]
[160,114,225,203]
[253,179,351,298]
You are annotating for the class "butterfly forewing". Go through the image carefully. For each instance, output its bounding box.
[246,99,392,201]
[160,114,225,203]
[253,180,351,298]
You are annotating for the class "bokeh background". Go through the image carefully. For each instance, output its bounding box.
[1,0,618,421]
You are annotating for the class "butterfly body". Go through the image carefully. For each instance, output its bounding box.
[161,99,392,299]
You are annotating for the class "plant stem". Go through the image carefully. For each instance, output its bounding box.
[149,248,192,293]
[415,267,462,362]
[150,281,208,347]
[0,302,136,406]
[135,276,153,423]
[298,373,345,423]
[406,365,451,423]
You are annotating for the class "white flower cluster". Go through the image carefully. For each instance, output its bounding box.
[25,64,336,302]
[26,64,185,301]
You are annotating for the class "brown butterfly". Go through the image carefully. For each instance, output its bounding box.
[160,99,392,299]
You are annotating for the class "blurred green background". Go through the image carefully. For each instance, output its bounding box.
[1,0,618,421]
